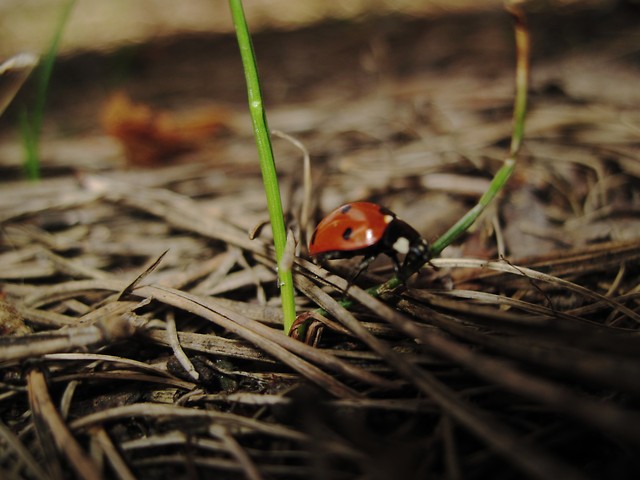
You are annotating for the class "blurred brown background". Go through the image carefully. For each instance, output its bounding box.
[0,0,615,58]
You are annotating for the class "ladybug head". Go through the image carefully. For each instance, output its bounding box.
[396,233,430,281]
[380,217,430,280]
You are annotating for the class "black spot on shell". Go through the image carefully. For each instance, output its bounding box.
[340,205,352,214]
[342,227,353,240]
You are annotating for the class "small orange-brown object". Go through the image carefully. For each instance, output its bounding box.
[101,92,228,166]
[0,297,31,335]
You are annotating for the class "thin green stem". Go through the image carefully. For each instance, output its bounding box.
[507,2,530,157]
[34,0,75,138]
[19,110,38,179]
[229,0,297,333]
[429,158,515,258]
[290,3,531,339]
[431,3,529,257]
[21,0,76,181]
[372,3,529,285]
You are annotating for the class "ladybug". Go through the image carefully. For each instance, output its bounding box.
[309,202,430,281]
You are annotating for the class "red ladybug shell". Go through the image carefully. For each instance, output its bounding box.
[309,202,396,256]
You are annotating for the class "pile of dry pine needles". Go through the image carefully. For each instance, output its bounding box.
[1,7,640,480]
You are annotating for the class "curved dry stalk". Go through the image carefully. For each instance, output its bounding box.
[271,129,313,249]
[0,421,49,480]
[430,257,640,324]
[0,313,134,362]
[187,392,439,413]
[27,368,101,480]
[415,288,599,326]
[453,239,640,283]
[69,402,308,441]
[165,310,200,381]
[50,371,195,391]
[91,427,136,480]
[219,428,263,480]
[17,306,81,328]
[42,352,180,378]
[142,328,272,362]
[20,278,125,308]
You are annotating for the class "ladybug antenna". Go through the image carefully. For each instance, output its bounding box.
[345,255,377,292]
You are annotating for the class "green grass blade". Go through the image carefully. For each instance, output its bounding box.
[429,159,515,257]
[228,0,297,333]
[430,2,530,258]
[19,109,39,180]
[21,0,76,181]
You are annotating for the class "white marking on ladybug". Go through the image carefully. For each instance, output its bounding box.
[392,236,410,254]
[383,214,394,224]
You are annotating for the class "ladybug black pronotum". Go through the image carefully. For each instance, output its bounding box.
[309,202,430,282]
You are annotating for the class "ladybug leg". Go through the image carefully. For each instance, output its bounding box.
[345,255,376,291]
[388,252,402,276]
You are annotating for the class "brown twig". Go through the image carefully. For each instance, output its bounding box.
[27,368,101,480]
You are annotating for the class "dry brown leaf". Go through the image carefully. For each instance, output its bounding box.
[101,92,230,166]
